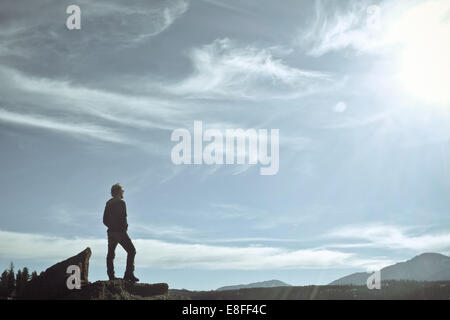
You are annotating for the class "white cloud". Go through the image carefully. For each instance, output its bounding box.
[327,224,450,252]
[0,230,391,271]
[168,38,331,100]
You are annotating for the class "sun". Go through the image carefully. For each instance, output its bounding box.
[389,1,450,105]
[397,38,450,105]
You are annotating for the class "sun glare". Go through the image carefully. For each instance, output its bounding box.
[387,1,450,105]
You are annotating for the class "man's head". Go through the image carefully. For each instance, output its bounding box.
[111,183,124,199]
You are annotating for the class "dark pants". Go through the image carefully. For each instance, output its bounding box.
[107,230,136,278]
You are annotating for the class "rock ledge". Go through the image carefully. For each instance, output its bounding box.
[20,248,168,300]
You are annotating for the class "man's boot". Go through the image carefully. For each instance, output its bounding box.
[124,273,139,282]
[108,272,119,281]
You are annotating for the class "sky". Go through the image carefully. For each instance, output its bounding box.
[1,0,450,291]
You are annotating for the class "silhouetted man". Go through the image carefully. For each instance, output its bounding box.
[103,183,139,282]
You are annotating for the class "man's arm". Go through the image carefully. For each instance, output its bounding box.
[121,200,128,231]
[122,200,127,217]
[103,204,110,228]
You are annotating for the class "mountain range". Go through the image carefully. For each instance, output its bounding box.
[330,252,450,285]
[212,253,450,290]
[216,280,291,291]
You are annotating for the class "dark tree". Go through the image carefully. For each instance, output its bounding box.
[16,267,31,297]
[15,269,23,297]
[6,262,15,296]
[31,271,38,281]
[22,267,30,283]
[0,270,8,298]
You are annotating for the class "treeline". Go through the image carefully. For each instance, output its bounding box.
[171,280,450,300]
[0,262,39,299]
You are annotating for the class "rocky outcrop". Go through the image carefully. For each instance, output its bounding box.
[66,280,169,300]
[20,247,169,299]
[21,247,91,299]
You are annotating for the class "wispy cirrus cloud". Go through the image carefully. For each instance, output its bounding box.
[0,66,183,128]
[0,109,129,144]
[198,0,254,16]
[132,223,197,242]
[82,0,189,45]
[0,66,191,147]
[202,203,314,230]
[320,109,393,129]
[299,0,384,56]
[167,38,331,100]
[0,0,188,59]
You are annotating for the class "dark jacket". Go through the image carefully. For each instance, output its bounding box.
[103,198,128,232]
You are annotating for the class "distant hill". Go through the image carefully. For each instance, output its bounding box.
[216,280,291,291]
[330,253,450,285]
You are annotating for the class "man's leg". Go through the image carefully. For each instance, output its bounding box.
[106,231,119,280]
[118,232,137,280]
